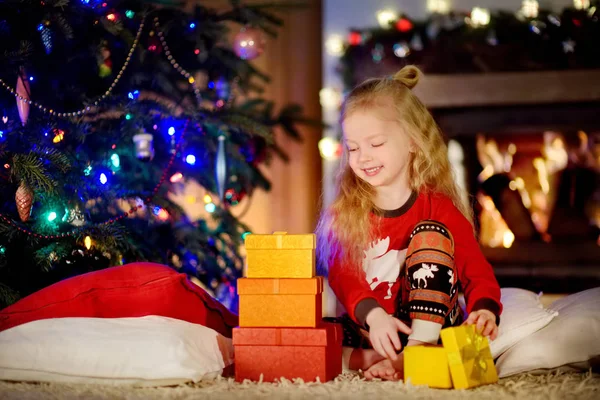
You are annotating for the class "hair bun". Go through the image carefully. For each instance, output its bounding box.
[392,65,421,89]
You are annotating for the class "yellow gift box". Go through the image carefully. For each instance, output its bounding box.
[245,232,316,278]
[404,346,452,389]
[440,325,498,389]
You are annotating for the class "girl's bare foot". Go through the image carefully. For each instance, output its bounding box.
[364,353,404,381]
[348,348,386,371]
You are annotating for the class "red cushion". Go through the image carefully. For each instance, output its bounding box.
[0,262,239,337]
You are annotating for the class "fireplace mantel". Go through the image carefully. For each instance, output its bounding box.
[414,69,600,109]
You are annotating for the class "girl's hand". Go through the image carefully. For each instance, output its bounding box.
[462,309,498,340]
[365,308,412,360]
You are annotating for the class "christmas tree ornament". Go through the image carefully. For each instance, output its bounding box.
[563,39,576,53]
[15,182,34,222]
[66,194,87,227]
[233,27,265,60]
[133,131,154,161]
[16,67,30,126]
[39,21,53,54]
[215,135,227,202]
[410,34,424,51]
[225,188,246,206]
[98,43,112,78]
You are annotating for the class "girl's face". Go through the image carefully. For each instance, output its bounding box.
[343,108,414,193]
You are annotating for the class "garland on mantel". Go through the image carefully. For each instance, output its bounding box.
[338,2,600,88]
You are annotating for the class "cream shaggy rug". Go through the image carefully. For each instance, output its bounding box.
[0,370,598,400]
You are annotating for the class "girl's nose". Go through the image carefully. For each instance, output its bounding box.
[358,149,372,163]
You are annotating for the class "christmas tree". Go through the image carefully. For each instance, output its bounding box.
[0,0,306,310]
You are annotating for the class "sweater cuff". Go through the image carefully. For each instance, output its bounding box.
[355,298,382,327]
[408,319,442,344]
[471,297,501,325]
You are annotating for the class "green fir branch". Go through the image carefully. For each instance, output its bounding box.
[12,153,58,194]
[33,147,72,173]
[0,282,20,309]
[50,0,70,8]
[1,41,34,66]
[219,114,274,143]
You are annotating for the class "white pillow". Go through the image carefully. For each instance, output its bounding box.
[488,288,558,358]
[0,316,231,386]
[495,287,600,377]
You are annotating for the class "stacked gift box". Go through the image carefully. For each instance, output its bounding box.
[233,231,342,382]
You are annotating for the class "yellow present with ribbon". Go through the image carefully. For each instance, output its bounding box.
[440,325,498,389]
[404,346,453,389]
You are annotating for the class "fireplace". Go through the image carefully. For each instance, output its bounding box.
[417,71,600,294]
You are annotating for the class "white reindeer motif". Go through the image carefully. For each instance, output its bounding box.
[412,263,439,289]
[449,302,460,324]
[448,269,455,285]
[362,237,407,299]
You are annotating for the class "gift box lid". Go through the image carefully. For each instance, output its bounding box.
[440,324,498,389]
[233,323,341,347]
[237,277,323,295]
[245,231,316,250]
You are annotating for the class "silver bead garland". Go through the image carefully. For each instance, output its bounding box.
[0,18,146,119]
[153,17,203,106]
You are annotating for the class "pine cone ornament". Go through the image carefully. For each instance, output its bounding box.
[15,182,33,222]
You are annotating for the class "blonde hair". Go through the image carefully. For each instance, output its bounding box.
[315,65,473,272]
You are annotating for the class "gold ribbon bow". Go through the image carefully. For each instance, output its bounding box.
[447,328,491,382]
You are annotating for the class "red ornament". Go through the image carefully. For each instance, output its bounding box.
[233,27,265,60]
[348,31,362,46]
[396,18,414,32]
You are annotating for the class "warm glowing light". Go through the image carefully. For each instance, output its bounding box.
[325,35,345,56]
[533,157,550,194]
[503,231,515,248]
[376,9,398,28]
[427,0,450,14]
[319,87,343,109]
[84,236,92,250]
[469,7,491,27]
[318,137,342,160]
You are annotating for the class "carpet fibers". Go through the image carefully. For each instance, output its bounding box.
[0,370,599,399]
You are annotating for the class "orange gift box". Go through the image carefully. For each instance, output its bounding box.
[237,277,323,327]
[244,232,316,278]
[232,323,342,382]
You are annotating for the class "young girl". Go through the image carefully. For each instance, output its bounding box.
[317,65,502,381]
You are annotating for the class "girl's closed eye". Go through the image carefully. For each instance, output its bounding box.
[347,147,358,152]
[371,142,386,148]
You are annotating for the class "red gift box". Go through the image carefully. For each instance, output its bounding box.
[232,322,342,382]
